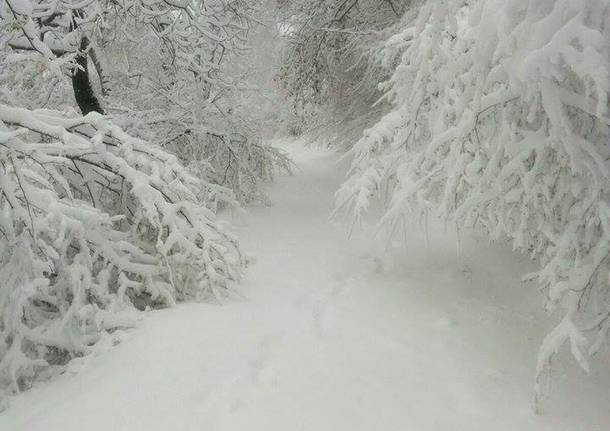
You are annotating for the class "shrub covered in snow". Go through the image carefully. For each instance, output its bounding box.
[0,105,245,394]
[336,0,610,402]
[0,0,281,398]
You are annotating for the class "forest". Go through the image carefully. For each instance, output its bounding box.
[0,0,609,429]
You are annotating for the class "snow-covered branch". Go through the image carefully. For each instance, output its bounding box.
[0,104,244,393]
[338,0,610,402]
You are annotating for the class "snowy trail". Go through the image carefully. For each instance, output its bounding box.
[2,141,609,431]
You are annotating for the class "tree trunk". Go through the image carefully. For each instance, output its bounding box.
[72,37,104,115]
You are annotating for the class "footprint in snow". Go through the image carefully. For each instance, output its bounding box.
[248,332,284,386]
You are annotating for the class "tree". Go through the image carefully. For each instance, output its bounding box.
[275,0,410,146]
[336,0,610,406]
[0,0,289,399]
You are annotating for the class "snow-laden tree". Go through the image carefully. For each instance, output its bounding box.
[100,24,291,205]
[336,0,610,404]
[0,104,244,395]
[92,0,292,204]
[1,0,290,204]
[0,0,278,400]
[275,0,411,146]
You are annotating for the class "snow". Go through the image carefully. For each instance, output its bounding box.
[1,140,609,430]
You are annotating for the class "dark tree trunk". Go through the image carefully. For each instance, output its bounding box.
[72,37,104,115]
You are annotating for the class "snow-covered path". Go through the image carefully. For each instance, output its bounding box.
[2,141,609,431]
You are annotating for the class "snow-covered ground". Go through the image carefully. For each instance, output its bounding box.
[2,140,609,431]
